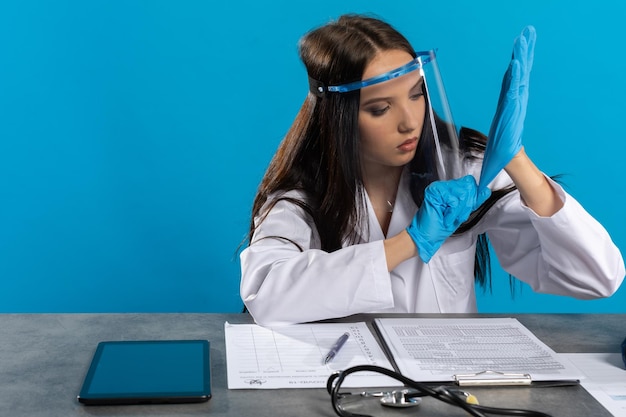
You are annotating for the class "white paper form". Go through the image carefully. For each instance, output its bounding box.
[562,353,626,417]
[225,322,397,389]
[374,317,583,383]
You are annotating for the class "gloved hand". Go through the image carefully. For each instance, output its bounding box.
[407,175,491,263]
[478,26,536,189]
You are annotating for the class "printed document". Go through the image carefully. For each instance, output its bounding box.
[374,317,583,383]
[225,321,397,389]
[562,353,626,417]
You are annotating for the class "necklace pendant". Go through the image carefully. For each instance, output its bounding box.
[386,200,394,213]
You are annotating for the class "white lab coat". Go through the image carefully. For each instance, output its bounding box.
[240,166,625,326]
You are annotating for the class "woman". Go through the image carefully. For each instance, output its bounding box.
[240,14,624,326]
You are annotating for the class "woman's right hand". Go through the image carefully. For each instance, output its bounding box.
[406,175,491,263]
[479,25,536,189]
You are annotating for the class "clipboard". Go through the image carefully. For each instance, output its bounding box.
[372,317,584,387]
[453,370,532,386]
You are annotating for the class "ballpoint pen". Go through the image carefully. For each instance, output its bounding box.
[324,332,350,364]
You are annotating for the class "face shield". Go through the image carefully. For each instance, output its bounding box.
[309,50,464,182]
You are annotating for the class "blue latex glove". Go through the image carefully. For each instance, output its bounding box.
[478,26,536,189]
[407,175,491,263]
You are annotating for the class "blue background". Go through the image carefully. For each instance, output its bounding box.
[1,0,624,313]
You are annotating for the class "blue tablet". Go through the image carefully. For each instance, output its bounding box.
[78,340,211,405]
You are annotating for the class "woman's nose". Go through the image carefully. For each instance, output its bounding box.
[398,103,420,133]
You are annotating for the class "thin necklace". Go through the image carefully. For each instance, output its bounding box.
[386,190,398,213]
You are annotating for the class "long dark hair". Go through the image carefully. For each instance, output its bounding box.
[246,14,515,290]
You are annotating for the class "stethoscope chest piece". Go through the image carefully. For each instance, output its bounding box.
[380,389,423,408]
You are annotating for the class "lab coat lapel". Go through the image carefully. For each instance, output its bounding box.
[363,191,385,241]
[388,169,417,237]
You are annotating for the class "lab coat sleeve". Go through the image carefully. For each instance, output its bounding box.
[480,176,625,298]
[240,196,394,326]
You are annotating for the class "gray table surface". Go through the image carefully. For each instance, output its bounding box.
[1,313,623,417]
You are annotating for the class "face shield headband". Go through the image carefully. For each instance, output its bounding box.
[308,49,464,182]
[308,50,434,97]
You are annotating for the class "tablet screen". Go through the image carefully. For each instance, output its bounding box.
[78,340,211,405]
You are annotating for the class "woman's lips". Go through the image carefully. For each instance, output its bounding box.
[398,137,418,152]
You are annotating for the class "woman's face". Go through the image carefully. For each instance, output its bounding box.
[358,49,426,173]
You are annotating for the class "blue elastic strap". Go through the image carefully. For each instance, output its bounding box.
[310,50,435,97]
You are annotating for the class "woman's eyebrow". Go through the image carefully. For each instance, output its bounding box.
[361,96,392,107]
[360,76,425,107]
[411,77,424,92]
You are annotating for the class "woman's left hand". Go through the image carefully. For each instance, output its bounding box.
[406,175,491,263]
[479,25,536,189]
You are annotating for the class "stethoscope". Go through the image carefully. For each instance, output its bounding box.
[327,365,553,417]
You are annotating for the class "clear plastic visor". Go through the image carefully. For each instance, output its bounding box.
[329,50,464,182]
